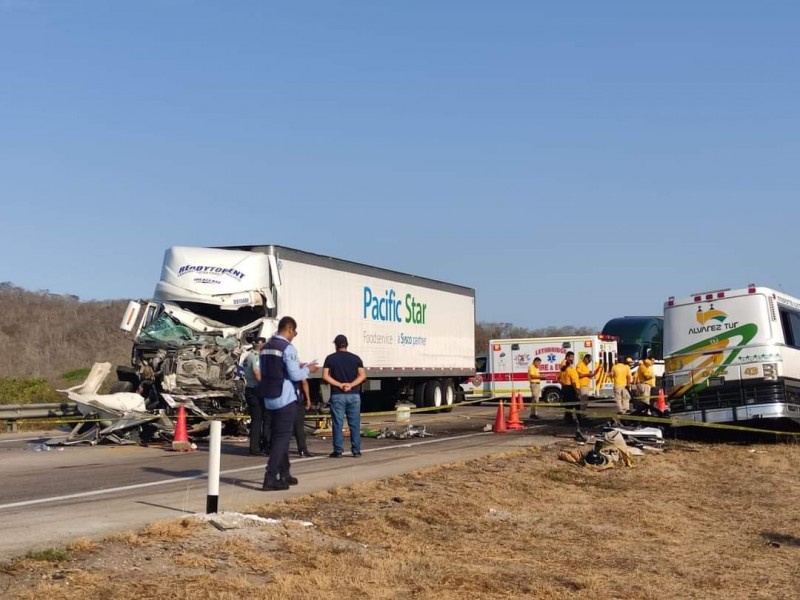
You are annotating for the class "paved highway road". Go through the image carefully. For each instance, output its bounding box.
[0,405,567,559]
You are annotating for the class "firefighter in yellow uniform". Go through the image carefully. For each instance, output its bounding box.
[559,352,582,438]
[576,354,601,417]
[527,357,542,420]
[634,358,657,412]
[611,356,633,414]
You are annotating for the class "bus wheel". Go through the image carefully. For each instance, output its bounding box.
[440,379,455,413]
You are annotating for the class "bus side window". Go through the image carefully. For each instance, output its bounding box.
[780,309,800,349]
[650,342,663,360]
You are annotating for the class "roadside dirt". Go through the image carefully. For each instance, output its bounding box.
[2,440,799,599]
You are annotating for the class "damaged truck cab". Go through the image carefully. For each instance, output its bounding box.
[116,247,278,427]
[115,245,476,432]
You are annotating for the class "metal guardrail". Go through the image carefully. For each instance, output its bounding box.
[0,402,79,421]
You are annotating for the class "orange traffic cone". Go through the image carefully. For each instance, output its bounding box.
[493,400,507,433]
[507,393,524,430]
[517,391,526,413]
[172,404,192,452]
[656,388,668,414]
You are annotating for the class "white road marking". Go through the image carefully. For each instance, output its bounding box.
[0,430,494,511]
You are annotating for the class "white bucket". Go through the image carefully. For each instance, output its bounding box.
[395,403,414,424]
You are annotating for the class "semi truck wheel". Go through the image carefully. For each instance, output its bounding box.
[413,382,427,409]
[424,380,443,410]
[440,379,455,413]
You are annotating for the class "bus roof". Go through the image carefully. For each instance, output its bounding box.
[664,285,798,308]
[602,316,663,337]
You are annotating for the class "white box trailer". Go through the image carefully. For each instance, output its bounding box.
[465,335,618,403]
[118,245,476,415]
[664,285,800,427]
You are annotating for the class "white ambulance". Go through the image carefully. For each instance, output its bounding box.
[466,335,618,402]
[664,284,800,426]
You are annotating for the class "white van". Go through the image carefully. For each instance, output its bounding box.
[464,335,618,403]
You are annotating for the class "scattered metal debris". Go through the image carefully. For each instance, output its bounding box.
[601,425,664,451]
[376,424,433,439]
[49,362,218,446]
[25,443,63,452]
[559,429,644,470]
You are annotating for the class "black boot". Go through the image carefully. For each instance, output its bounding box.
[262,473,289,491]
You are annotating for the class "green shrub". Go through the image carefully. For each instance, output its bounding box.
[26,547,70,562]
[62,367,92,382]
[0,378,63,405]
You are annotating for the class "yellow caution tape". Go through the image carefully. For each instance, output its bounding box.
[8,394,799,438]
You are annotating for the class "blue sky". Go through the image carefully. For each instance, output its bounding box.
[1,1,798,329]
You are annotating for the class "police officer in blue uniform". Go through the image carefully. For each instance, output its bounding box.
[259,316,318,491]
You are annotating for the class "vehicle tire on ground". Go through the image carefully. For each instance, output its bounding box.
[222,418,249,437]
[440,378,455,413]
[423,380,443,411]
[542,387,562,404]
[110,381,134,394]
[413,381,427,409]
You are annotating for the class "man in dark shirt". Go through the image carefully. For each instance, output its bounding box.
[322,334,366,458]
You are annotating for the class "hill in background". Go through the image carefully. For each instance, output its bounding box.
[0,283,131,392]
[0,282,595,403]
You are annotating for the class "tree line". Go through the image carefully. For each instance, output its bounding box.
[474,322,597,355]
[0,283,596,396]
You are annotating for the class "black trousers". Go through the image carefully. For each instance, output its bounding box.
[293,401,308,452]
[245,387,271,454]
[562,386,583,427]
[265,401,296,480]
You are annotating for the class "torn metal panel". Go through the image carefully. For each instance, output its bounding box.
[55,365,177,445]
[127,306,260,416]
[62,362,113,396]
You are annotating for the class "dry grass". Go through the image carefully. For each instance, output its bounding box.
[103,519,201,548]
[105,530,147,546]
[0,283,130,383]
[65,538,97,553]
[2,443,799,599]
[141,518,203,542]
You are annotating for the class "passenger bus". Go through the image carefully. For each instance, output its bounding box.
[663,285,800,427]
